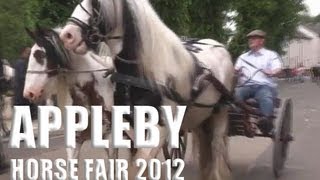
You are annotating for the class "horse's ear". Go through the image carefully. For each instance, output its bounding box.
[35,23,52,37]
[35,23,44,35]
[25,27,36,40]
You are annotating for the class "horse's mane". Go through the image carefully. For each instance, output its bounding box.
[100,0,194,96]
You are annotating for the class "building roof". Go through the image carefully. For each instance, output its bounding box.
[304,23,320,36]
[295,25,318,39]
[293,31,313,40]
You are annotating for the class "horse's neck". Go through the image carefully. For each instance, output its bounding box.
[124,0,194,93]
[68,54,114,110]
[56,75,72,110]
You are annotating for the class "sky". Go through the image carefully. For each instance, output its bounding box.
[304,0,320,16]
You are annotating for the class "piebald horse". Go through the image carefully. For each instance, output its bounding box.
[60,0,234,179]
[23,27,118,167]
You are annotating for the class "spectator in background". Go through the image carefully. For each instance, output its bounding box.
[13,47,37,133]
[0,56,10,174]
[0,109,9,174]
[297,63,306,82]
[294,63,306,83]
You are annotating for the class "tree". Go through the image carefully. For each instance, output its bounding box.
[188,0,233,43]
[0,0,77,60]
[228,0,306,61]
[150,0,191,35]
[0,0,30,59]
[25,0,77,27]
[151,0,234,44]
[299,13,320,24]
[315,14,320,23]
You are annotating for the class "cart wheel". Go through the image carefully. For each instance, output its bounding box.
[163,132,188,168]
[273,98,293,177]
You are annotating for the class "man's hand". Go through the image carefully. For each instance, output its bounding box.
[235,68,245,77]
[262,69,273,76]
[263,68,282,77]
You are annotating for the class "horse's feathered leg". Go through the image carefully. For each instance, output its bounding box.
[193,106,232,180]
[127,125,168,180]
[208,106,232,180]
[193,120,212,179]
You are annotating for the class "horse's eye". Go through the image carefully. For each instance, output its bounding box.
[33,50,46,65]
[89,34,100,44]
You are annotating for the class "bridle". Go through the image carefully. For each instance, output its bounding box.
[67,0,122,50]
[67,0,140,66]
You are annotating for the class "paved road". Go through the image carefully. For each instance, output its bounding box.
[230,81,320,180]
[1,81,320,180]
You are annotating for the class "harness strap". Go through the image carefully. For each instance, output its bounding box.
[206,73,259,115]
[68,17,91,30]
[110,72,154,91]
[111,72,222,108]
[185,43,259,114]
[27,68,114,75]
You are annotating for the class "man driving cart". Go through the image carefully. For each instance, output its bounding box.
[234,29,283,135]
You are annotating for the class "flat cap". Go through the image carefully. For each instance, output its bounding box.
[246,29,266,38]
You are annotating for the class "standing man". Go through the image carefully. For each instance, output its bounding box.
[13,47,35,133]
[0,57,10,174]
[234,29,283,135]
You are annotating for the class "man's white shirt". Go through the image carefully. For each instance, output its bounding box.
[235,48,282,87]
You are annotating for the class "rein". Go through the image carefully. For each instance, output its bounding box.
[27,67,114,76]
[116,55,139,65]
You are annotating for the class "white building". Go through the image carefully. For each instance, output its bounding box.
[282,24,320,68]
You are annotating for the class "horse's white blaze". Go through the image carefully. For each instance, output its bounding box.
[24,45,54,101]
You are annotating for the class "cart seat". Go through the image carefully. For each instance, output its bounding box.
[246,98,281,108]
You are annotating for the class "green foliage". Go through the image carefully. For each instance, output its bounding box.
[26,0,77,27]
[150,0,192,35]
[0,0,30,60]
[0,0,76,60]
[188,0,233,43]
[0,0,307,63]
[300,14,320,24]
[151,0,233,43]
[228,0,306,60]
[315,14,320,23]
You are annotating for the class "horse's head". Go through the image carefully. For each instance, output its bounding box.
[24,26,71,103]
[60,0,120,54]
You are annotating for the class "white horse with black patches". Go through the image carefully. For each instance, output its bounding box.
[59,0,234,179]
[23,27,118,170]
